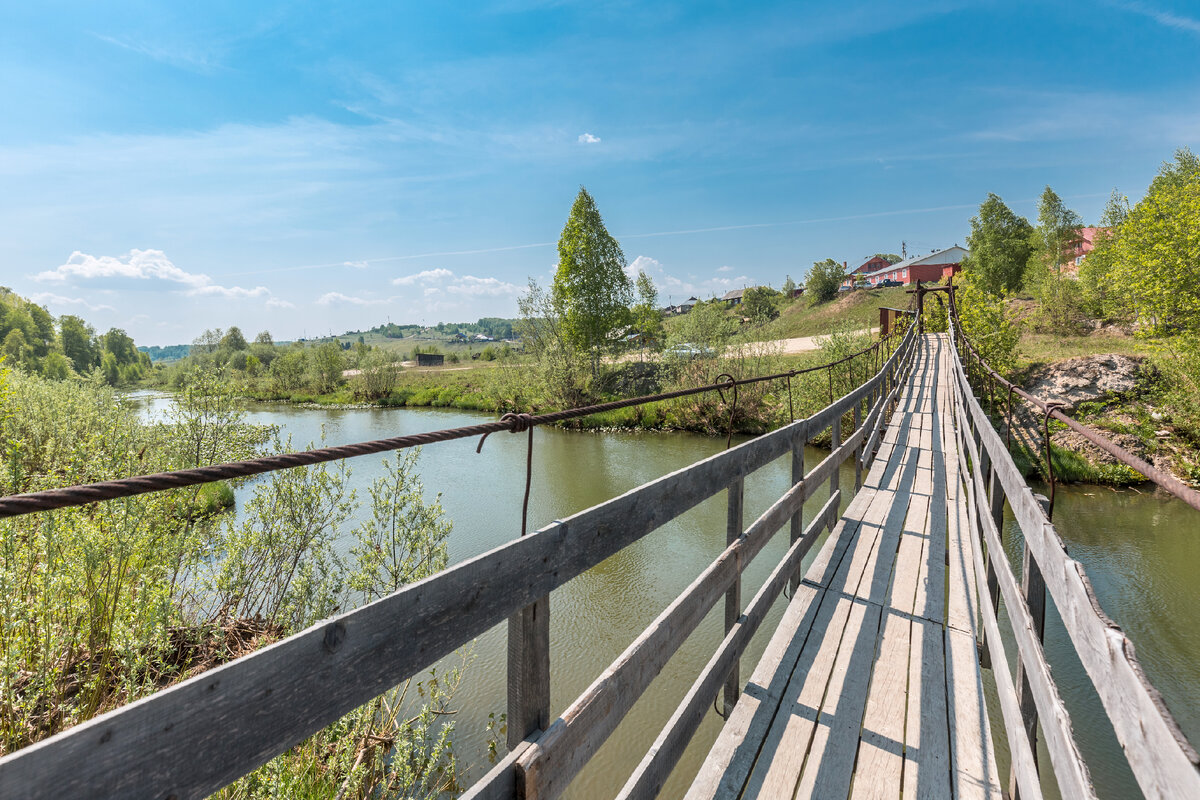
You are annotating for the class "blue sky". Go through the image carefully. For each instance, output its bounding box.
[1,1,1197,345]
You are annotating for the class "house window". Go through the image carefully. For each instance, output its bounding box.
[1075,256,1084,266]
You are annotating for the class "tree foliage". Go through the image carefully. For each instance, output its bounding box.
[742,286,782,321]
[552,188,633,368]
[1103,149,1200,334]
[805,258,845,304]
[962,193,1033,296]
[1027,187,1087,334]
[631,270,663,348]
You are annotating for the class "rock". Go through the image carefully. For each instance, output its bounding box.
[1051,428,1149,467]
[1023,353,1145,412]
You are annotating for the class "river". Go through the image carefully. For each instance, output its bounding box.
[130,394,1198,799]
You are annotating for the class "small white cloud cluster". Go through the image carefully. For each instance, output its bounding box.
[578,132,601,144]
[391,268,518,297]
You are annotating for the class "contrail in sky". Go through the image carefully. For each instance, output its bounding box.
[215,195,1100,278]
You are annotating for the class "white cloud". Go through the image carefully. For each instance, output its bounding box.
[317,291,389,306]
[27,292,116,312]
[392,267,454,286]
[38,249,209,288]
[578,133,601,144]
[717,265,733,272]
[189,284,270,299]
[445,275,520,296]
[36,249,275,302]
[343,260,369,269]
[625,254,661,282]
[266,297,296,309]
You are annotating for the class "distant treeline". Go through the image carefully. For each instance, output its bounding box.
[349,317,518,341]
[139,343,192,362]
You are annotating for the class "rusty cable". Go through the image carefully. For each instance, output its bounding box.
[0,321,918,520]
[948,301,1200,514]
[716,373,738,450]
[476,413,536,537]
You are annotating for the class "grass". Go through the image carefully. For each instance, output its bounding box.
[751,287,911,340]
[1017,331,1151,369]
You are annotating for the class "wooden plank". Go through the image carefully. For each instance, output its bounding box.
[850,610,911,799]
[964,456,1095,800]
[460,740,534,800]
[725,478,745,715]
[945,628,1003,799]
[622,494,840,800]
[958,467,1043,800]
[949,351,1200,799]
[902,617,951,800]
[735,594,865,800]
[507,597,550,748]
[887,491,931,617]
[791,600,883,800]
[915,442,948,626]
[517,436,835,799]
[516,539,741,800]
[683,583,826,800]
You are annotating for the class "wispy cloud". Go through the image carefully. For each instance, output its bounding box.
[317,291,390,306]
[444,275,520,296]
[716,265,733,272]
[392,268,454,286]
[1107,1,1200,35]
[27,292,116,313]
[391,267,518,297]
[90,32,222,73]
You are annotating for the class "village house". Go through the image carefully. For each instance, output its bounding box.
[1064,227,1108,271]
[856,246,968,287]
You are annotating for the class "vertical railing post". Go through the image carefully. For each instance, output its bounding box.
[723,478,745,714]
[508,595,550,749]
[830,415,841,501]
[1010,496,1051,798]
[789,430,806,594]
[853,401,863,491]
[975,440,1001,669]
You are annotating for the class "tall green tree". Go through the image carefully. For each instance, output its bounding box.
[631,270,663,349]
[1032,186,1082,273]
[552,188,633,371]
[873,253,903,264]
[806,258,845,304]
[59,315,96,374]
[1079,189,1130,318]
[962,193,1034,296]
[1107,148,1200,333]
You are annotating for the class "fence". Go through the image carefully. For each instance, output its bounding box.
[0,321,917,799]
[946,305,1200,800]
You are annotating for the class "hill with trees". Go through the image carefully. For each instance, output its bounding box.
[0,287,149,384]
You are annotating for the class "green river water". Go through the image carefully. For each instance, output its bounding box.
[132,396,1199,799]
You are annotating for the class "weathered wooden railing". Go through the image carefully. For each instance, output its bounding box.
[946,315,1200,800]
[0,321,918,799]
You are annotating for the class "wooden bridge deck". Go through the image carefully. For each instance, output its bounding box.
[688,333,1001,799]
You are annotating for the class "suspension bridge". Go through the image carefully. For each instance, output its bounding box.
[1,292,1198,800]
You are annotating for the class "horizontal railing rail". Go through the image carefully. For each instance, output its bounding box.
[946,311,1200,800]
[0,321,919,799]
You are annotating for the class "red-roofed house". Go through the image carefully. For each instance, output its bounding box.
[1064,227,1110,272]
[841,256,894,288]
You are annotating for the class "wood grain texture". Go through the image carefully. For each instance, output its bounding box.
[948,335,1200,799]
